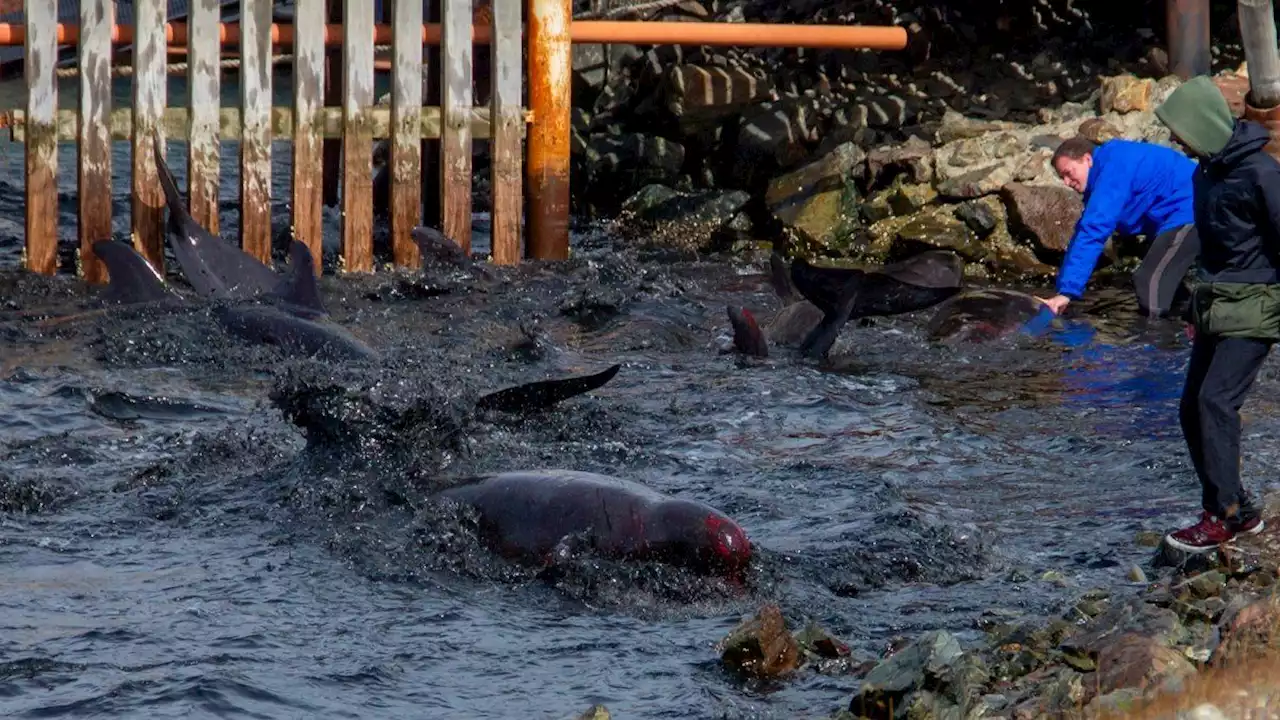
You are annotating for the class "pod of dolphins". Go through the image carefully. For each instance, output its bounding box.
[53,132,1056,584]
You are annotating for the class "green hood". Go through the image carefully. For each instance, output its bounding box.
[1154,75,1235,157]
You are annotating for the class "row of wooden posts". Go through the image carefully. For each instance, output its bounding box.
[14,0,538,284]
[6,0,910,284]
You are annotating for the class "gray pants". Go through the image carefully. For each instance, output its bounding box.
[1133,223,1200,318]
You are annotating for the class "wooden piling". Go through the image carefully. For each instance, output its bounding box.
[293,0,326,272]
[188,0,221,237]
[77,0,113,283]
[391,0,423,268]
[490,0,522,264]
[441,0,474,252]
[341,0,375,272]
[132,0,167,272]
[239,0,273,263]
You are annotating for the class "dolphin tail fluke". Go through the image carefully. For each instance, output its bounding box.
[727,306,769,358]
[768,252,796,303]
[797,279,861,360]
[474,364,621,413]
[271,240,329,317]
[92,238,174,305]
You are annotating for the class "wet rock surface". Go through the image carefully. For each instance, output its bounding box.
[827,492,1280,719]
[553,0,1251,291]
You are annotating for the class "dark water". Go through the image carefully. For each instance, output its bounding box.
[4,78,1280,720]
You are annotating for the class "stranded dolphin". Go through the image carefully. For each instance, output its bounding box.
[924,288,1055,344]
[729,250,965,359]
[92,237,379,362]
[433,469,752,578]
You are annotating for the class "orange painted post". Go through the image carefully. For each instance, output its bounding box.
[526,0,572,260]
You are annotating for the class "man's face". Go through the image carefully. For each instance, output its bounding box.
[1168,133,1199,158]
[1053,154,1092,193]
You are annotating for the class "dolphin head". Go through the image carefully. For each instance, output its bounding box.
[647,498,752,577]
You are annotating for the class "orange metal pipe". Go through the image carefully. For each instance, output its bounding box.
[572,21,907,49]
[0,21,906,50]
[526,0,572,260]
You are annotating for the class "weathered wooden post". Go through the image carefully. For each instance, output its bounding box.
[293,0,327,272]
[526,0,572,260]
[1168,0,1211,79]
[1238,0,1280,157]
[342,0,376,272]
[441,0,474,253]
[241,0,274,263]
[390,0,424,267]
[23,0,56,276]
[188,0,221,238]
[489,0,523,264]
[78,0,113,283]
[132,0,167,272]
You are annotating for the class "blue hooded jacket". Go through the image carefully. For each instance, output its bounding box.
[1055,140,1198,299]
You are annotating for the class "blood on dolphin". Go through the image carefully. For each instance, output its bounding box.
[434,470,752,577]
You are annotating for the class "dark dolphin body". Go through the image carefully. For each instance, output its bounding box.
[152,134,283,301]
[434,469,752,577]
[924,288,1051,344]
[730,250,965,359]
[92,238,379,362]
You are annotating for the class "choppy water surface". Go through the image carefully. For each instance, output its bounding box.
[3,114,1280,719]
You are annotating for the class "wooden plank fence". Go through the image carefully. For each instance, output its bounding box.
[11,0,528,283]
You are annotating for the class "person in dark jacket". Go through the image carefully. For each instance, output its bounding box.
[1039,136,1199,318]
[1153,75,1279,553]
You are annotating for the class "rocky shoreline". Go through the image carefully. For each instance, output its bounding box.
[702,491,1280,720]
[565,0,1260,289]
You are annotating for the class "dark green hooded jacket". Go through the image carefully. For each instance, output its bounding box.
[1156,76,1280,339]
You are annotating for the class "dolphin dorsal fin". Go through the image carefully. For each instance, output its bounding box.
[270,240,328,317]
[92,238,175,305]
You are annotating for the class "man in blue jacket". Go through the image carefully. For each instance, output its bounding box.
[1038,136,1200,318]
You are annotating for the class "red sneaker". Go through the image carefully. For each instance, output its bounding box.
[1165,512,1235,554]
[1232,513,1266,536]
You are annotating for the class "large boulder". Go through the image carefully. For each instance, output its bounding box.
[764,141,865,248]
[1000,182,1082,254]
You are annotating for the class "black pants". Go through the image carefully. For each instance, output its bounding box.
[1134,224,1200,318]
[1179,332,1273,518]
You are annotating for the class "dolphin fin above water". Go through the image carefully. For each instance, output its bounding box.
[726,306,769,358]
[152,132,282,300]
[267,241,329,319]
[474,364,621,413]
[92,238,179,305]
[91,235,378,361]
[797,275,862,359]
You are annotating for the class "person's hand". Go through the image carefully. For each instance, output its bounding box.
[1037,294,1071,315]
[1185,323,1196,341]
